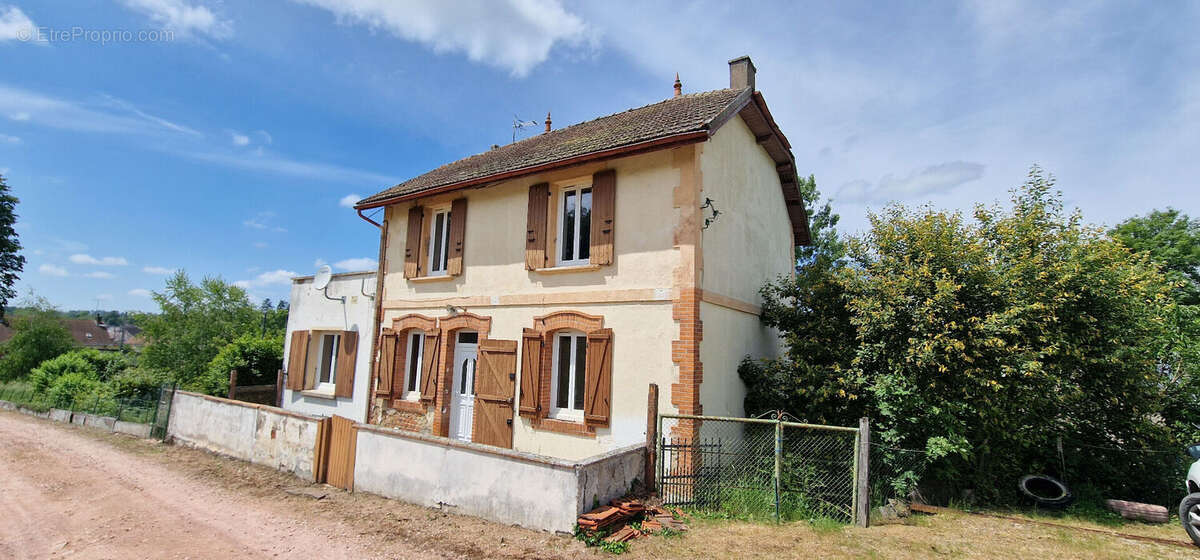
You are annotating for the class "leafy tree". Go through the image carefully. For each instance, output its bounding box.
[0,297,74,380]
[134,271,258,389]
[1111,208,1200,305]
[742,167,1185,504]
[194,333,284,395]
[0,175,24,323]
[29,351,99,393]
[258,298,289,335]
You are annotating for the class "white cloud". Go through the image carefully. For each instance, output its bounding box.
[119,0,232,39]
[243,212,287,232]
[230,131,250,146]
[256,130,273,144]
[39,263,68,276]
[184,149,394,187]
[0,133,19,144]
[0,6,42,44]
[0,85,200,137]
[339,194,361,208]
[836,162,986,204]
[291,0,590,77]
[84,271,116,279]
[142,265,175,274]
[334,257,377,271]
[252,241,268,248]
[69,254,129,266]
[314,258,327,267]
[129,288,153,297]
[235,269,297,289]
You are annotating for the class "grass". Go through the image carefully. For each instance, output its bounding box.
[0,380,158,423]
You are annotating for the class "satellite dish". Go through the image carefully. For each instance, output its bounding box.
[313,265,333,291]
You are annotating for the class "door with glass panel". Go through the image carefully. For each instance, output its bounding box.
[450,331,478,442]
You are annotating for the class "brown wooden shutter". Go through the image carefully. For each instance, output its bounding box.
[375,331,396,396]
[473,339,517,449]
[334,331,358,398]
[419,329,441,402]
[287,330,309,391]
[525,182,549,270]
[584,328,613,425]
[447,198,468,276]
[403,205,423,278]
[590,169,616,265]
[518,328,543,416]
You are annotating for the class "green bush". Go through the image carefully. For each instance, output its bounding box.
[29,352,98,393]
[192,333,283,395]
[110,367,170,401]
[46,371,103,409]
[0,302,74,381]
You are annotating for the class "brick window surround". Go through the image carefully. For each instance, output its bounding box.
[386,314,438,415]
[527,310,604,437]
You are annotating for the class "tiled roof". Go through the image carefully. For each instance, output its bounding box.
[358,88,751,206]
[64,319,115,348]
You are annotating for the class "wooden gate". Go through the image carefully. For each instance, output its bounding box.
[313,415,357,490]
[472,339,517,449]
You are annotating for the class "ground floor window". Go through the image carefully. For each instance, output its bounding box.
[404,331,424,398]
[551,330,587,420]
[316,332,340,392]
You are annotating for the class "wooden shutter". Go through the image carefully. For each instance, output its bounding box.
[590,169,616,265]
[447,198,468,276]
[375,331,396,396]
[287,330,309,391]
[583,328,613,425]
[518,328,543,416]
[419,329,441,402]
[525,182,549,270]
[403,205,423,278]
[334,331,357,398]
[473,339,517,449]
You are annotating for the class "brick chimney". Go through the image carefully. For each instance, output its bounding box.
[729,55,755,90]
[673,72,682,98]
[544,111,552,133]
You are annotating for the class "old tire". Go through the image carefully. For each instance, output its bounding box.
[1179,492,1200,546]
[1018,474,1072,508]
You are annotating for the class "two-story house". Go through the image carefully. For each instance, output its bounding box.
[348,56,808,462]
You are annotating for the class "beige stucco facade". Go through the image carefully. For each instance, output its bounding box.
[370,113,795,461]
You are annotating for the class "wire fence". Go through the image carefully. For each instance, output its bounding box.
[657,413,862,524]
[0,384,163,425]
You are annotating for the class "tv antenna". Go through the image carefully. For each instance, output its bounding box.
[512,114,538,143]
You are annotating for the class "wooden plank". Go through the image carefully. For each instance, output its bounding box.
[589,169,615,265]
[375,333,396,396]
[286,331,309,391]
[326,415,357,490]
[334,331,357,398]
[583,329,612,425]
[856,417,870,527]
[473,339,516,449]
[403,205,423,278]
[447,198,468,276]
[518,329,542,416]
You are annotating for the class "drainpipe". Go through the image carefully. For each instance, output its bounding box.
[357,206,387,424]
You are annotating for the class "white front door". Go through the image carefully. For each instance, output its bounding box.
[450,332,478,443]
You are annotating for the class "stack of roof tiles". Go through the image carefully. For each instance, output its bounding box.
[577,498,687,544]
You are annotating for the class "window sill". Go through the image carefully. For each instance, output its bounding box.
[534,264,601,275]
[530,416,596,437]
[300,390,337,400]
[409,275,454,283]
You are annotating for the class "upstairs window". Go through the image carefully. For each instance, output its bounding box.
[550,330,587,420]
[427,208,451,276]
[404,331,425,397]
[558,186,591,266]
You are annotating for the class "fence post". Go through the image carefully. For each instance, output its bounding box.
[275,368,284,407]
[774,411,783,523]
[645,383,658,492]
[855,417,871,528]
[228,369,238,400]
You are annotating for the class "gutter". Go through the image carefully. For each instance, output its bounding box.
[355,206,388,423]
[354,130,710,210]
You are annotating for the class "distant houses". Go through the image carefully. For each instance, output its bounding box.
[0,316,144,351]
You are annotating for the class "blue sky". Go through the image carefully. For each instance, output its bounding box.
[2,1,1197,311]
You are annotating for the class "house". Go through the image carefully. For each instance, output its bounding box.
[281,270,377,422]
[287,56,807,465]
[65,318,120,350]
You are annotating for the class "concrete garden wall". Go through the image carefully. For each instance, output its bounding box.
[353,424,645,533]
[167,391,321,481]
[0,399,153,437]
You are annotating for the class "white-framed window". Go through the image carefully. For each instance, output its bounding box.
[403,331,425,399]
[316,332,341,393]
[550,330,587,420]
[427,208,451,276]
[557,185,592,266]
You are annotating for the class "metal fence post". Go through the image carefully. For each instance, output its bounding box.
[774,411,783,523]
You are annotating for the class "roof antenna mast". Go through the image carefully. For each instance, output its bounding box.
[512,114,539,144]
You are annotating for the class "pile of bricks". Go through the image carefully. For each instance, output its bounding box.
[577,499,688,543]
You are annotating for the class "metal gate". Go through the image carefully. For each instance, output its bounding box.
[657,413,869,525]
[314,415,357,490]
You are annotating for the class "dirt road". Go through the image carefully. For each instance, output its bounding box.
[0,410,583,559]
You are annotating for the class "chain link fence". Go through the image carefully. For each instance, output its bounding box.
[0,383,173,430]
[657,413,863,524]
